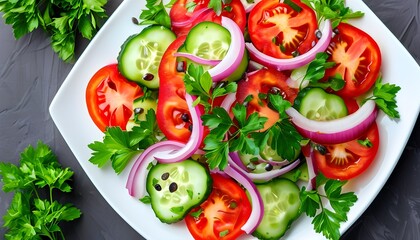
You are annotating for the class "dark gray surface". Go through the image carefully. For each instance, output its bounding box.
[0,0,419,239]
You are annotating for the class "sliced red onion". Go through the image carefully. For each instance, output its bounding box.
[154,93,203,163]
[286,100,378,144]
[220,93,236,112]
[174,52,221,66]
[171,8,214,28]
[245,19,332,71]
[305,148,317,191]
[228,151,249,172]
[228,152,301,182]
[256,158,291,167]
[224,164,263,234]
[208,17,245,82]
[126,141,184,199]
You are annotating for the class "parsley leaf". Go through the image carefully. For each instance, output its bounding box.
[301,0,364,28]
[300,173,357,240]
[0,0,108,61]
[0,141,81,240]
[363,76,401,118]
[139,0,173,28]
[88,109,161,174]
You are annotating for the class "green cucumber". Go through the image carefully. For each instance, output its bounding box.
[146,159,212,223]
[294,87,348,121]
[118,25,176,89]
[253,178,301,240]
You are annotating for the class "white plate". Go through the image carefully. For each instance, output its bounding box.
[49,0,420,239]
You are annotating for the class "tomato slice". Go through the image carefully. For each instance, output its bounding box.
[157,36,192,142]
[236,68,298,130]
[248,0,318,59]
[86,64,143,132]
[185,173,252,240]
[325,23,382,98]
[170,0,246,36]
[313,122,380,180]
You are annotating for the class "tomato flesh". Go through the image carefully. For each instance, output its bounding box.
[185,173,252,240]
[157,36,192,142]
[86,64,143,132]
[313,122,380,180]
[248,0,318,59]
[236,68,298,130]
[325,23,382,98]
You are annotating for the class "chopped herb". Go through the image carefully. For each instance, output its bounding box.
[363,76,401,118]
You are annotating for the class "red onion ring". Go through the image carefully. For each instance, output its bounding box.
[154,93,204,163]
[126,141,184,199]
[224,164,263,234]
[174,52,221,66]
[245,19,332,71]
[220,92,236,112]
[305,148,317,191]
[286,100,378,144]
[171,8,214,28]
[228,152,301,182]
[208,17,245,82]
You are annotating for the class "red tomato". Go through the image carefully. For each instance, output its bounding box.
[325,23,382,98]
[185,173,252,240]
[248,0,318,59]
[313,122,380,180]
[156,36,192,142]
[236,68,298,130]
[170,0,246,36]
[85,64,143,132]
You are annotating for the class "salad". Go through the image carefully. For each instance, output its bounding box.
[85,0,401,239]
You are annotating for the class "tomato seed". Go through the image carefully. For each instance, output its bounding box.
[269,87,281,95]
[143,73,154,81]
[181,113,190,122]
[169,182,178,193]
[161,172,170,180]
[292,50,300,57]
[315,29,322,39]
[188,124,193,132]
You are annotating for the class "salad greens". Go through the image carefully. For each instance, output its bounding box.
[300,173,358,240]
[0,141,81,240]
[363,76,401,118]
[301,0,365,27]
[88,109,161,174]
[0,0,108,62]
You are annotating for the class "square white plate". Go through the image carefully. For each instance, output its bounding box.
[49,0,420,239]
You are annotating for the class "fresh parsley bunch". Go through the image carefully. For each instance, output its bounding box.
[0,0,108,62]
[0,141,81,240]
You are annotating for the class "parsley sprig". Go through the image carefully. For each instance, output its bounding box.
[300,173,358,240]
[184,64,237,112]
[88,109,161,174]
[139,0,175,29]
[0,0,108,61]
[0,141,81,240]
[301,0,364,28]
[297,52,345,91]
[202,103,267,170]
[363,76,401,118]
[251,94,304,161]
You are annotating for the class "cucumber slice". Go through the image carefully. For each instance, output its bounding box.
[185,21,231,60]
[146,159,212,224]
[253,179,301,240]
[295,87,348,121]
[118,25,176,89]
[125,97,157,131]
